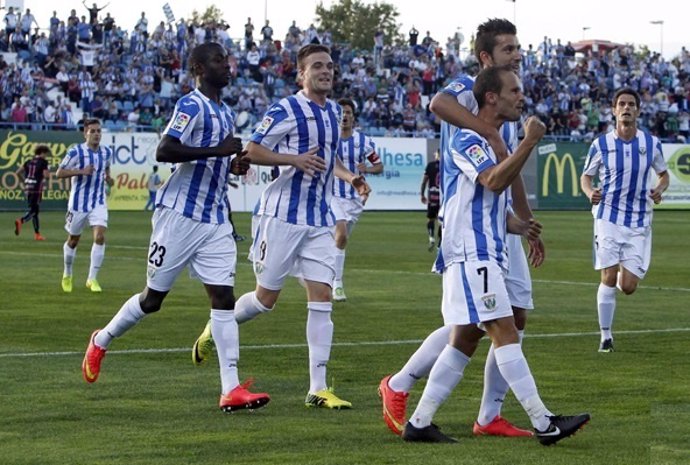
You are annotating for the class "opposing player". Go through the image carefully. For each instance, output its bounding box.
[331,97,382,301]
[401,64,589,445]
[192,44,370,409]
[80,42,270,413]
[420,149,440,251]
[580,88,669,352]
[56,119,114,293]
[14,145,51,241]
[379,18,544,438]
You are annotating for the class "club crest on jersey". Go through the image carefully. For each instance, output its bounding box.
[147,266,156,279]
[171,112,191,132]
[639,147,646,155]
[482,293,497,311]
[257,116,274,135]
[467,144,489,165]
[449,81,466,93]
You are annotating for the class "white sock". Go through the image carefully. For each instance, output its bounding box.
[95,294,146,348]
[88,243,105,281]
[211,309,240,394]
[63,242,76,276]
[234,291,272,324]
[598,283,616,341]
[389,325,450,393]
[306,302,333,394]
[494,343,552,431]
[334,248,346,282]
[477,330,524,426]
[410,344,470,428]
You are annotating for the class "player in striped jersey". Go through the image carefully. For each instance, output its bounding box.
[402,65,589,445]
[581,88,669,353]
[57,119,114,293]
[81,43,270,413]
[231,44,370,409]
[14,145,50,241]
[380,19,544,439]
[331,98,382,301]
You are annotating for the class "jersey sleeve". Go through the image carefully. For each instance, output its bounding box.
[250,103,292,150]
[582,140,602,176]
[163,95,202,144]
[451,132,495,183]
[440,75,477,114]
[363,135,381,164]
[58,146,80,170]
[651,137,668,173]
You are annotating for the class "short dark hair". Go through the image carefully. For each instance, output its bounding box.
[473,64,515,108]
[34,145,50,156]
[297,44,331,70]
[613,88,640,108]
[474,18,517,63]
[188,42,225,78]
[338,98,356,115]
[83,118,101,131]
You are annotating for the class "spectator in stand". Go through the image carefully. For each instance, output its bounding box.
[3,7,18,36]
[20,9,39,39]
[244,17,254,49]
[261,20,273,43]
[409,26,419,47]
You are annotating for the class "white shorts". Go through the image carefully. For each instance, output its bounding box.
[441,261,513,325]
[505,233,534,310]
[64,204,108,235]
[251,216,335,290]
[594,219,651,279]
[146,207,237,292]
[331,196,364,224]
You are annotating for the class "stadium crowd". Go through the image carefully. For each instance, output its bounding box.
[1,5,689,141]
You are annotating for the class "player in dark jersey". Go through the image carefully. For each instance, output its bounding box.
[421,149,441,251]
[15,145,51,241]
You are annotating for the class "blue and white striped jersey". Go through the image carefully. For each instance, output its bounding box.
[433,129,509,273]
[250,91,342,227]
[59,143,112,212]
[156,89,237,224]
[334,130,379,200]
[439,74,519,201]
[583,129,667,228]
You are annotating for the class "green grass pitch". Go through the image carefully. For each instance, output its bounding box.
[1,210,689,465]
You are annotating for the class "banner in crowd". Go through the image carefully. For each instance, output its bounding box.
[0,129,81,211]
[536,140,690,210]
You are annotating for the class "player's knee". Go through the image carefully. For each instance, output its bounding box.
[140,296,162,313]
[67,236,80,248]
[621,283,637,295]
[94,233,106,245]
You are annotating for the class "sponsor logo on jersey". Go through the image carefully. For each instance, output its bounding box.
[171,112,191,132]
[448,81,466,93]
[256,115,274,135]
[467,144,489,165]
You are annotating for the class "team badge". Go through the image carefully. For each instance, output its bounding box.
[256,116,274,135]
[481,293,497,311]
[640,147,646,155]
[254,262,265,275]
[147,266,156,279]
[466,144,489,165]
[171,112,192,132]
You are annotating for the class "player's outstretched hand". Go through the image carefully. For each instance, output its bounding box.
[589,187,602,205]
[293,147,326,176]
[219,136,244,156]
[523,116,547,145]
[231,150,250,175]
[351,175,371,204]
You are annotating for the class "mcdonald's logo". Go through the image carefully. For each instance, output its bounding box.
[541,152,579,197]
